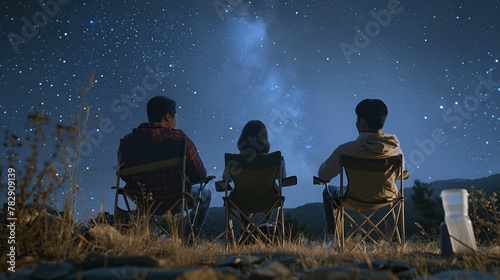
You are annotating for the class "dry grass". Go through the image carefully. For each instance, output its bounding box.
[4,212,500,276]
[470,186,500,245]
[1,75,500,277]
[70,229,500,278]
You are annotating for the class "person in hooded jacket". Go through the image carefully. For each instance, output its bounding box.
[318,98,404,236]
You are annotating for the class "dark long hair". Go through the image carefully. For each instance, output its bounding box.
[237,120,270,154]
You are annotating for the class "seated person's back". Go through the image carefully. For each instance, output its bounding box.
[317,99,405,234]
[318,99,403,202]
[120,97,206,197]
[228,120,286,194]
[225,120,286,221]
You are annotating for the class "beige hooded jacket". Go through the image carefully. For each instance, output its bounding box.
[318,132,404,202]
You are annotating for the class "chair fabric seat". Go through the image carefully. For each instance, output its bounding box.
[316,154,405,251]
[224,195,285,214]
[113,138,214,245]
[217,151,297,248]
[343,167,399,202]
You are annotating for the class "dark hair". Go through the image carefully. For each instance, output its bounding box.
[147,96,176,122]
[237,120,270,154]
[355,99,388,129]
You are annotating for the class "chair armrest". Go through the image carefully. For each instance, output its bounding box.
[282,176,297,187]
[403,170,409,180]
[191,175,216,185]
[397,170,409,180]
[215,180,232,192]
[313,176,330,185]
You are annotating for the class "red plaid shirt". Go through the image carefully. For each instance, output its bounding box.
[121,122,207,197]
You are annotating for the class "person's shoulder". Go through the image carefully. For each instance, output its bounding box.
[330,138,364,156]
[387,133,400,141]
[381,133,401,144]
[122,132,132,139]
[380,132,399,138]
[170,128,195,142]
[336,138,360,150]
[171,128,187,136]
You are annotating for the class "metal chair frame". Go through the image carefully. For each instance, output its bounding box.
[216,151,297,249]
[113,139,214,244]
[314,154,405,251]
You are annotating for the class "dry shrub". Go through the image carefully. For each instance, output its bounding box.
[0,75,96,269]
[470,186,500,245]
[0,108,79,263]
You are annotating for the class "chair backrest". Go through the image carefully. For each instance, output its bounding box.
[341,154,403,205]
[119,138,187,198]
[224,151,283,213]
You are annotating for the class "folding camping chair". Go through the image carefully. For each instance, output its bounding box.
[113,138,214,244]
[215,151,297,248]
[314,154,406,251]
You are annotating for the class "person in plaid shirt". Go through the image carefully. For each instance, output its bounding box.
[121,96,211,236]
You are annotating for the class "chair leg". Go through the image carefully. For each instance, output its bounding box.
[113,190,138,232]
[234,210,278,245]
[188,187,208,245]
[224,202,231,250]
[238,212,263,245]
[266,208,284,245]
[346,214,382,249]
[187,200,200,245]
[229,219,235,248]
[224,200,283,247]
[282,205,286,246]
[340,206,345,250]
[390,201,405,245]
[227,207,255,246]
[391,206,401,243]
[334,209,342,248]
[401,199,405,246]
[341,203,405,252]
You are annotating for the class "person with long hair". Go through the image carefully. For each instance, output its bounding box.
[227,120,286,226]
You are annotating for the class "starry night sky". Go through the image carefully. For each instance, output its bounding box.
[1,1,499,216]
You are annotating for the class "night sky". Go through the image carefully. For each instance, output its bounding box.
[1,1,499,216]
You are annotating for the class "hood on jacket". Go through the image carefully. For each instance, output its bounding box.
[357,133,400,154]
